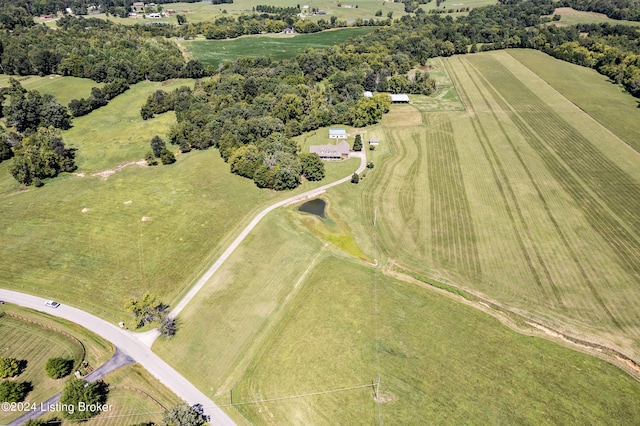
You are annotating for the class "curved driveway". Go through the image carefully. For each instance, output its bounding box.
[169,152,367,318]
[0,152,366,425]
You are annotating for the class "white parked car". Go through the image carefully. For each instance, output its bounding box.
[45,300,60,308]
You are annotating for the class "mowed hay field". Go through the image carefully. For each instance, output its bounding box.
[364,50,640,360]
[232,258,640,424]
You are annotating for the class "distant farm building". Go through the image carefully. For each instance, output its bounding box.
[310,141,350,160]
[283,28,296,34]
[389,94,410,103]
[329,128,347,139]
[369,138,380,147]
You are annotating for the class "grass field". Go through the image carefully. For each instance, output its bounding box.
[409,57,466,113]
[0,92,361,323]
[0,75,98,106]
[0,314,84,423]
[506,49,640,152]
[62,79,194,172]
[360,50,640,361]
[552,7,640,26]
[0,304,113,424]
[231,257,640,424]
[180,27,376,67]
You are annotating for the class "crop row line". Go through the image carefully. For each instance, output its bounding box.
[467,55,637,327]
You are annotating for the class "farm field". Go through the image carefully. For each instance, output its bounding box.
[363,49,640,361]
[506,48,640,151]
[180,27,376,67]
[232,257,640,424]
[552,7,640,26]
[87,0,408,25]
[153,209,325,409]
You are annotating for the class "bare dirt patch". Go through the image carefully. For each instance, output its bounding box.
[374,391,398,404]
[89,160,147,180]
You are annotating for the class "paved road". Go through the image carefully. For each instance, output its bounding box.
[0,290,236,426]
[169,152,367,318]
[8,348,134,426]
[0,153,366,425]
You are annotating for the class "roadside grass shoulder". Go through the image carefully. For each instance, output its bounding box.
[233,257,640,424]
[85,364,181,426]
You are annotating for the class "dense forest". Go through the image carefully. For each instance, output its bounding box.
[1,0,639,188]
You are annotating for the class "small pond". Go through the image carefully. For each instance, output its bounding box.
[298,198,326,218]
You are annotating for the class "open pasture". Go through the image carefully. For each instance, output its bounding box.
[363,49,640,360]
[62,79,194,172]
[0,114,360,322]
[180,27,376,67]
[0,148,272,320]
[232,257,640,424]
[0,74,98,106]
[552,7,640,27]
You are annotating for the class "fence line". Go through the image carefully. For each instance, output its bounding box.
[2,311,87,370]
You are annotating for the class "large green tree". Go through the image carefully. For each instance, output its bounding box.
[0,357,21,378]
[353,134,363,151]
[0,381,31,403]
[59,378,108,421]
[9,127,76,186]
[163,403,208,426]
[45,358,74,379]
[300,153,325,181]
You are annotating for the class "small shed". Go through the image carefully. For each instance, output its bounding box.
[369,138,380,146]
[389,94,410,103]
[363,91,373,98]
[329,128,347,139]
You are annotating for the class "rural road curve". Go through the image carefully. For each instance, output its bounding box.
[0,289,236,426]
[169,152,367,318]
[0,152,366,425]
